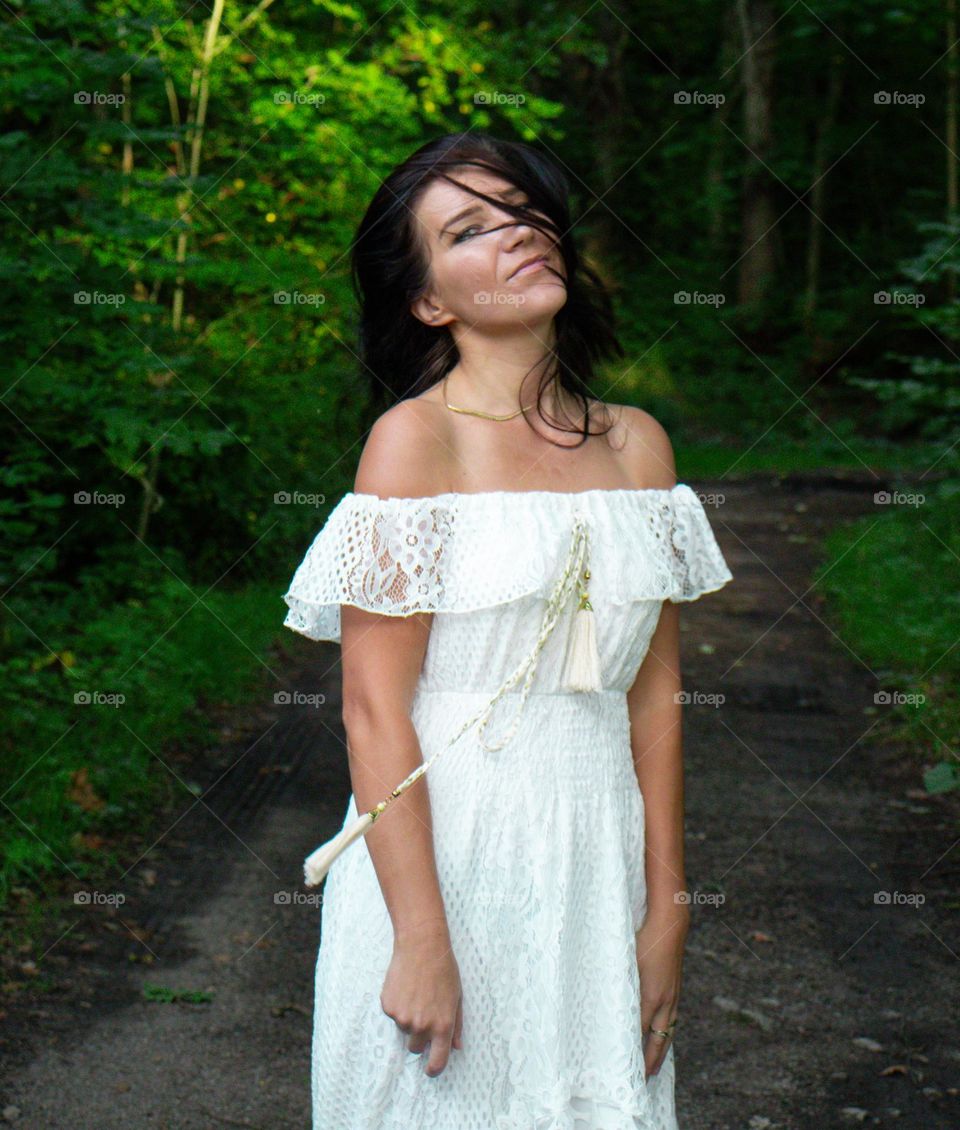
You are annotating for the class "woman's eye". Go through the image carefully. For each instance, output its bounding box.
[452,201,537,243]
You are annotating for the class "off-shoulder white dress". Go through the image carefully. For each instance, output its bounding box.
[282,486,733,1130]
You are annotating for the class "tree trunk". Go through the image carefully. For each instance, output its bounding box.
[138,0,226,544]
[801,50,845,336]
[946,0,957,303]
[583,4,632,282]
[735,0,778,308]
[705,5,738,252]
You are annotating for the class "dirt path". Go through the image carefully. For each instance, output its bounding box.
[1,471,958,1129]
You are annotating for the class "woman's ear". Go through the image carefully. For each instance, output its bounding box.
[410,293,456,327]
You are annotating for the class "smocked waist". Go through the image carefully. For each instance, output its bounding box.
[415,685,628,698]
[410,686,636,791]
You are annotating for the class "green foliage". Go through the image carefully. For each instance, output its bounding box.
[143,983,215,1003]
[0,578,284,900]
[845,214,960,445]
[815,480,960,791]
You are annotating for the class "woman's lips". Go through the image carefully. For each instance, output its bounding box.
[510,256,548,279]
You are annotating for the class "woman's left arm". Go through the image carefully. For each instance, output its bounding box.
[626,598,690,1079]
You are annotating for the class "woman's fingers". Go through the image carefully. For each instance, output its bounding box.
[398,1013,460,1074]
[643,1029,670,1079]
[380,928,463,1076]
[642,1001,677,1080]
[452,995,464,1051]
[424,1018,456,1077]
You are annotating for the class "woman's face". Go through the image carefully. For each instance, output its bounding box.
[409,166,568,332]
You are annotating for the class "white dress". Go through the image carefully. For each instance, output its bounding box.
[282,485,734,1130]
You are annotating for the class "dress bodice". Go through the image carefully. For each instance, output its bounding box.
[281,485,734,698]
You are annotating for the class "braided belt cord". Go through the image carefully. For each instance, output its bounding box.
[301,517,591,886]
[369,515,590,816]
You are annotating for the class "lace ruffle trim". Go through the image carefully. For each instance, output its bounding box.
[282,485,733,643]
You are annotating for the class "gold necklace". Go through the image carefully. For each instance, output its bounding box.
[442,373,535,421]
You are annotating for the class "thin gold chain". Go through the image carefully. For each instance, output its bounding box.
[442,373,535,421]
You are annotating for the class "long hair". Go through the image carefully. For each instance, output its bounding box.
[349,131,624,445]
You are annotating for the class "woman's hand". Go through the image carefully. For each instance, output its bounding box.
[380,918,464,1078]
[635,904,689,1081]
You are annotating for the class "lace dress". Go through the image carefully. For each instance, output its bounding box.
[282,485,733,1130]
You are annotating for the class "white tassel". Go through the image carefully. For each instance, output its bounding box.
[303,809,376,887]
[560,567,603,692]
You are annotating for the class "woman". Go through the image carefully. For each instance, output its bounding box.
[283,132,734,1129]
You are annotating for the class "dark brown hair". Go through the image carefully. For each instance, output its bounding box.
[349,131,623,445]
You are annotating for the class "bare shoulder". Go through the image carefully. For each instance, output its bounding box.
[353,397,454,499]
[606,403,677,491]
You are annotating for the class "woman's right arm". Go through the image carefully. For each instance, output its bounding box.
[340,605,447,940]
[340,603,463,1077]
[336,398,462,1076]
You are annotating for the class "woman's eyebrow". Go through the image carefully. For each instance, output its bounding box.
[440,188,526,236]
